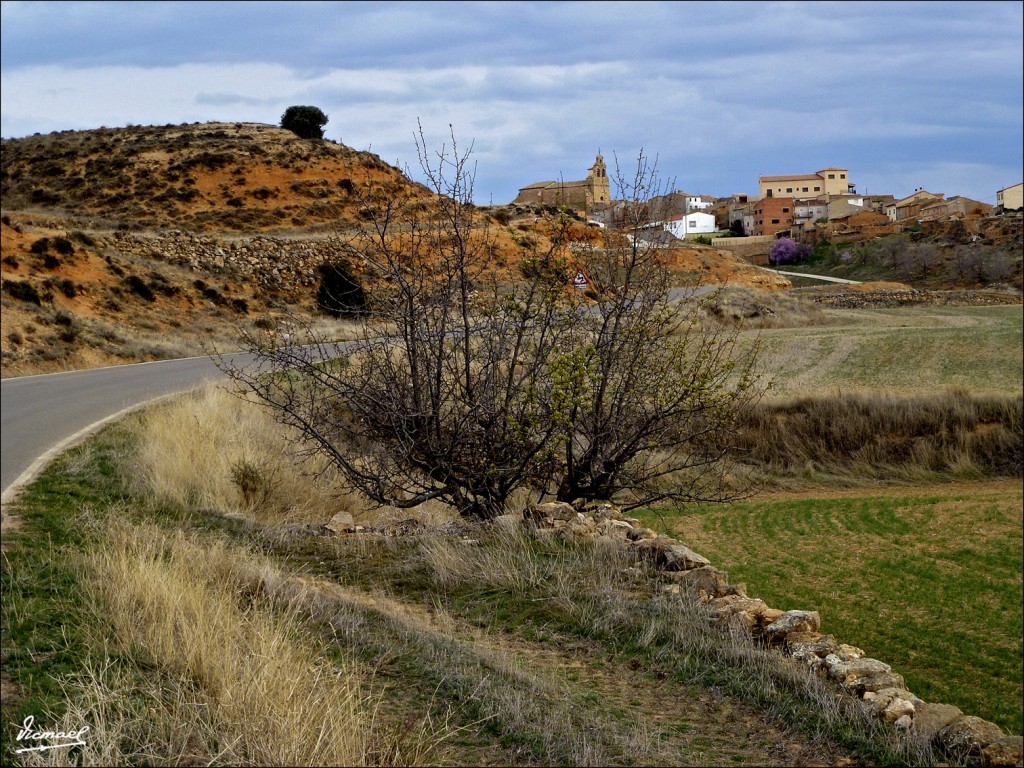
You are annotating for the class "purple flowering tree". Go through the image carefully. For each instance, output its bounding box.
[769,237,810,265]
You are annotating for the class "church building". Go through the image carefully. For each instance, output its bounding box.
[512,154,611,214]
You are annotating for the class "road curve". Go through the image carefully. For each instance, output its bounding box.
[1,351,260,504]
[1,285,723,505]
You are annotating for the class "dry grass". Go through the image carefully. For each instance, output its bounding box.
[732,387,1022,483]
[128,382,364,525]
[17,515,438,767]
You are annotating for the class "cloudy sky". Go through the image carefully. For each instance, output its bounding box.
[2,1,1022,205]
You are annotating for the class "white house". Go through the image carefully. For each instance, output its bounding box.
[664,211,717,239]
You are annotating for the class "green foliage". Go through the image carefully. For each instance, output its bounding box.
[316,260,366,317]
[280,105,329,139]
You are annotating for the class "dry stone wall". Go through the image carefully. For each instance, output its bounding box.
[325,501,1023,767]
[112,231,340,292]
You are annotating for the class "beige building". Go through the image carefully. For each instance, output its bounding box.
[918,196,993,221]
[996,182,1023,211]
[513,154,611,213]
[758,167,854,199]
[884,190,944,222]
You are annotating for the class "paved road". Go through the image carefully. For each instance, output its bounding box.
[0,283,724,505]
[1,352,257,503]
[770,270,862,285]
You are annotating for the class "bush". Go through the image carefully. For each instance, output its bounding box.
[316,261,366,317]
[52,236,74,255]
[126,275,156,302]
[280,106,328,139]
[3,280,43,305]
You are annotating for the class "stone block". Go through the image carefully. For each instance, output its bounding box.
[762,610,821,643]
[912,702,965,743]
[936,716,1007,761]
[981,736,1023,767]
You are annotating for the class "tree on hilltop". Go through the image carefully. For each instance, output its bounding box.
[280,106,328,139]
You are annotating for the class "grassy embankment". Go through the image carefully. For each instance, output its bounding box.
[2,301,1020,764]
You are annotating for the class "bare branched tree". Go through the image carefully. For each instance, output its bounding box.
[551,151,762,510]
[224,130,763,519]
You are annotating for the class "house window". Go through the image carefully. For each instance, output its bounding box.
[802,187,809,192]
[786,188,792,193]
[840,174,846,179]
[814,186,820,191]
[782,207,790,213]
[771,218,780,224]
[828,174,835,179]
[766,190,773,197]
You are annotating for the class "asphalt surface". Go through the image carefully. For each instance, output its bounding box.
[1,352,258,503]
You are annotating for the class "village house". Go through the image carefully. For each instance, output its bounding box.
[826,195,867,220]
[758,167,854,199]
[751,196,794,237]
[884,190,945,222]
[917,196,993,221]
[996,182,1023,211]
[513,154,611,214]
[663,210,717,239]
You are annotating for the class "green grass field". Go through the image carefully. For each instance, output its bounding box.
[637,480,1023,736]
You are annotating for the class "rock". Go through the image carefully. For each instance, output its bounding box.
[981,736,1023,767]
[842,671,906,696]
[707,594,769,633]
[882,697,916,723]
[894,715,914,730]
[913,702,965,743]
[786,632,839,660]
[558,514,597,541]
[762,610,821,643]
[826,656,891,683]
[662,543,712,571]
[662,565,733,599]
[626,526,658,541]
[530,501,577,521]
[325,510,355,533]
[836,643,865,660]
[936,716,1007,761]
[596,519,632,539]
[761,607,785,623]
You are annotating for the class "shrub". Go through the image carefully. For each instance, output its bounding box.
[126,275,157,302]
[30,238,49,254]
[3,280,43,305]
[280,106,328,139]
[43,254,61,269]
[52,236,74,255]
[316,261,366,317]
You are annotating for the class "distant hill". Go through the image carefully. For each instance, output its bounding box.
[0,121,789,377]
[0,121,432,233]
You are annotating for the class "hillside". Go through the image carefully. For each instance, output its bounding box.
[0,121,787,377]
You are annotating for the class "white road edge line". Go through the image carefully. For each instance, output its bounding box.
[1,391,187,509]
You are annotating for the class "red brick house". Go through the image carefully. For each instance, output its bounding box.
[751,196,794,237]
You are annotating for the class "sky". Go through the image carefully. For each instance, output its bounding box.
[2,1,1022,206]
